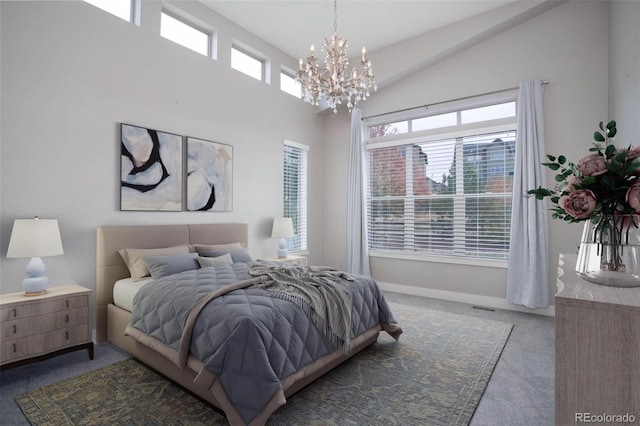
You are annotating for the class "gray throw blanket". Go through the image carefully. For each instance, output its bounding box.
[250,264,355,354]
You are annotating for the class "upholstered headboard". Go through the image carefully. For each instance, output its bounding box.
[95,223,248,343]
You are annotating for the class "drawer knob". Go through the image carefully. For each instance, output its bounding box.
[65,314,69,323]
[12,308,17,318]
[65,331,69,340]
[13,324,17,334]
[65,299,69,308]
[13,343,16,353]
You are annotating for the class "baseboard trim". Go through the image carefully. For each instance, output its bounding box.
[379,282,555,317]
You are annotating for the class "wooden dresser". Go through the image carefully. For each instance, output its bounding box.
[0,285,93,369]
[555,254,640,425]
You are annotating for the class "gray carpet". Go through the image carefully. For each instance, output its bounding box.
[0,293,555,425]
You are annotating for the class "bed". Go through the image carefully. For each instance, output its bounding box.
[96,223,401,426]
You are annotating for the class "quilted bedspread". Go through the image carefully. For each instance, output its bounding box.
[125,262,401,425]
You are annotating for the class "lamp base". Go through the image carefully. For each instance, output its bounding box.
[277,238,288,259]
[23,257,50,295]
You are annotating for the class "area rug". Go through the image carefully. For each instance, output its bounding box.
[15,303,512,426]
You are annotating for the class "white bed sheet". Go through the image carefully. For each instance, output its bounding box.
[113,277,151,312]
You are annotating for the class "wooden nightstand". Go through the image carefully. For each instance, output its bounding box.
[0,285,94,369]
[260,255,307,266]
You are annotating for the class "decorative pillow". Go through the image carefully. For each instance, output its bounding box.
[197,253,233,268]
[118,244,192,281]
[200,248,254,263]
[193,242,243,255]
[143,253,200,280]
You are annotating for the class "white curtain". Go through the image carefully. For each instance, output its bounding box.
[347,108,371,276]
[506,80,550,308]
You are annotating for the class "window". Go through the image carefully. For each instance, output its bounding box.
[280,71,301,98]
[231,46,264,81]
[283,140,308,252]
[161,11,210,56]
[366,99,516,263]
[83,0,132,22]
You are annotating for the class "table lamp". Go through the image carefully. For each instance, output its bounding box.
[7,217,64,295]
[271,217,294,258]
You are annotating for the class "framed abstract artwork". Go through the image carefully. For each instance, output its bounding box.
[120,123,183,211]
[186,137,233,211]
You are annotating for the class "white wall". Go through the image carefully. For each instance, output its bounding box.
[324,0,609,304]
[609,0,640,142]
[0,1,325,294]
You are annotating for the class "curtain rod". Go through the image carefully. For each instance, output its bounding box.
[362,79,550,121]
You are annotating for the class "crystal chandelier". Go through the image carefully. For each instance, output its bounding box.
[296,0,376,113]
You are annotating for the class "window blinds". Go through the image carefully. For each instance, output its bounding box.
[367,130,515,261]
[283,142,308,251]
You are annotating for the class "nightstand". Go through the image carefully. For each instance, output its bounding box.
[260,255,307,266]
[0,284,94,369]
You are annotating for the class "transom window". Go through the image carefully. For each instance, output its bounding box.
[160,11,211,57]
[280,71,302,98]
[366,99,516,263]
[231,46,264,81]
[83,0,133,22]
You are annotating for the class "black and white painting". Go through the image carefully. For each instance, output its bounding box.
[120,124,182,211]
[187,137,233,211]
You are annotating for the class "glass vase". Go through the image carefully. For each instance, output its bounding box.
[575,214,640,287]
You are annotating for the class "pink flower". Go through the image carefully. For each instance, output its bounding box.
[576,154,608,177]
[565,174,581,191]
[559,189,597,219]
[626,182,640,213]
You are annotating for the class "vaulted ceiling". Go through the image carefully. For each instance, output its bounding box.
[199,0,519,59]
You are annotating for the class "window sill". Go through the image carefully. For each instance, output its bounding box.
[369,251,508,269]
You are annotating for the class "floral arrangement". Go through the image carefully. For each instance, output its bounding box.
[528,120,640,271]
[528,120,640,224]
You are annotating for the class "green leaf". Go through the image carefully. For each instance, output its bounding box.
[608,127,617,138]
[541,162,560,170]
[558,155,566,165]
[606,120,616,130]
[555,174,566,182]
[605,144,616,157]
[594,131,605,142]
[599,121,605,131]
[546,154,556,162]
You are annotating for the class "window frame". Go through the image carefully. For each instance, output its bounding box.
[280,69,302,98]
[231,44,268,83]
[83,0,138,24]
[160,9,214,58]
[283,139,309,254]
[365,93,517,268]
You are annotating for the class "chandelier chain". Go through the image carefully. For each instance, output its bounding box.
[333,0,338,34]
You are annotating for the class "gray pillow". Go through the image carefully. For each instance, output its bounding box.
[143,253,199,280]
[197,253,233,268]
[200,248,254,263]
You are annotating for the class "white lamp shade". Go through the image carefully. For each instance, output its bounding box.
[7,218,64,258]
[271,217,295,238]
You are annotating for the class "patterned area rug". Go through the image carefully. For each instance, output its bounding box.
[15,303,512,426]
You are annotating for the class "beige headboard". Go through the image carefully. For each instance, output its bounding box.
[96,223,248,343]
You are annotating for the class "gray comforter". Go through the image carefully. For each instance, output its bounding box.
[125,262,401,425]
